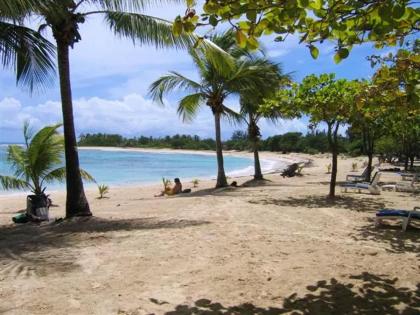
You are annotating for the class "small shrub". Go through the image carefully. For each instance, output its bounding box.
[192,179,199,188]
[304,148,318,155]
[326,163,332,174]
[351,162,358,172]
[97,184,109,199]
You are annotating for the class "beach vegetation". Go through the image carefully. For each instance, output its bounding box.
[263,74,358,197]
[192,179,199,188]
[177,1,419,61]
[97,184,110,199]
[0,1,55,91]
[0,122,94,196]
[7,0,207,218]
[78,131,365,156]
[149,31,278,188]
[79,133,216,151]
[326,163,332,174]
[238,59,291,180]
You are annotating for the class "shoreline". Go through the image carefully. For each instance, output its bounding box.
[0,147,308,197]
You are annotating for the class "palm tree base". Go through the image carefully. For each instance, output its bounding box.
[215,179,228,188]
[66,211,92,218]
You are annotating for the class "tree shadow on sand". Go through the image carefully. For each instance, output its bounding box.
[162,273,419,315]
[0,217,210,276]
[179,180,306,199]
[248,195,386,212]
[350,218,420,255]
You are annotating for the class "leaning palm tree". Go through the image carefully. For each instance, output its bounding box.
[0,0,55,91]
[239,62,290,180]
[12,0,206,217]
[0,122,94,197]
[149,31,274,187]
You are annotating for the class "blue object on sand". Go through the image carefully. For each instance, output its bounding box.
[376,209,420,220]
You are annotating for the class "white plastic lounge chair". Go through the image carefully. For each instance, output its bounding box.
[346,166,371,183]
[382,174,420,192]
[341,172,381,195]
[375,207,420,231]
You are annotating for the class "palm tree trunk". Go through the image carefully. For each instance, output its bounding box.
[214,112,227,188]
[56,39,91,217]
[253,140,263,180]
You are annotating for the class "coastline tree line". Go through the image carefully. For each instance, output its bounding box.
[78,130,355,155]
[1,1,418,216]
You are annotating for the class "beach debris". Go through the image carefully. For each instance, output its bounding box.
[150,298,169,305]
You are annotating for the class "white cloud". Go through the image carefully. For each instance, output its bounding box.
[0,94,308,143]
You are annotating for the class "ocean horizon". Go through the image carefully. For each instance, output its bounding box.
[0,146,262,194]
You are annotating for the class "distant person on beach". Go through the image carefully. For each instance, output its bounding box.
[155,178,183,197]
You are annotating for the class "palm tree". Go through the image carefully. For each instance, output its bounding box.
[12,0,199,217]
[0,0,55,91]
[239,62,290,180]
[0,122,94,196]
[149,31,274,187]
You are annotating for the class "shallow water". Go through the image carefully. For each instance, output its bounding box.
[0,145,253,192]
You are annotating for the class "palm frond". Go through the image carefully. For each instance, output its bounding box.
[177,93,205,122]
[80,169,96,183]
[103,11,193,49]
[89,0,182,12]
[0,0,37,17]
[6,145,27,179]
[27,124,63,179]
[221,105,243,125]
[149,71,201,104]
[23,120,34,147]
[0,175,31,191]
[41,166,66,185]
[198,39,236,78]
[41,167,95,186]
[0,21,56,92]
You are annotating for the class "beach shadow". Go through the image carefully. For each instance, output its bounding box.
[179,180,307,199]
[248,195,386,212]
[350,218,420,255]
[161,273,419,314]
[0,217,210,277]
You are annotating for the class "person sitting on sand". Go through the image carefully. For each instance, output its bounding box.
[155,178,183,197]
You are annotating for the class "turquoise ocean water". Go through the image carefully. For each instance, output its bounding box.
[0,145,252,193]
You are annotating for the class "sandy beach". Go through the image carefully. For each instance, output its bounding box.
[0,150,419,314]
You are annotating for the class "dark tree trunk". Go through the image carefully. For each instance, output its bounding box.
[404,155,409,171]
[367,153,373,181]
[214,112,227,188]
[366,131,374,182]
[410,156,414,169]
[249,114,263,180]
[253,143,263,180]
[56,39,91,217]
[327,122,339,198]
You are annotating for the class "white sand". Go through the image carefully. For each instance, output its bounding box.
[0,151,418,315]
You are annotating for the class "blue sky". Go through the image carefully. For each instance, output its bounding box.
[0,3,397,143]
